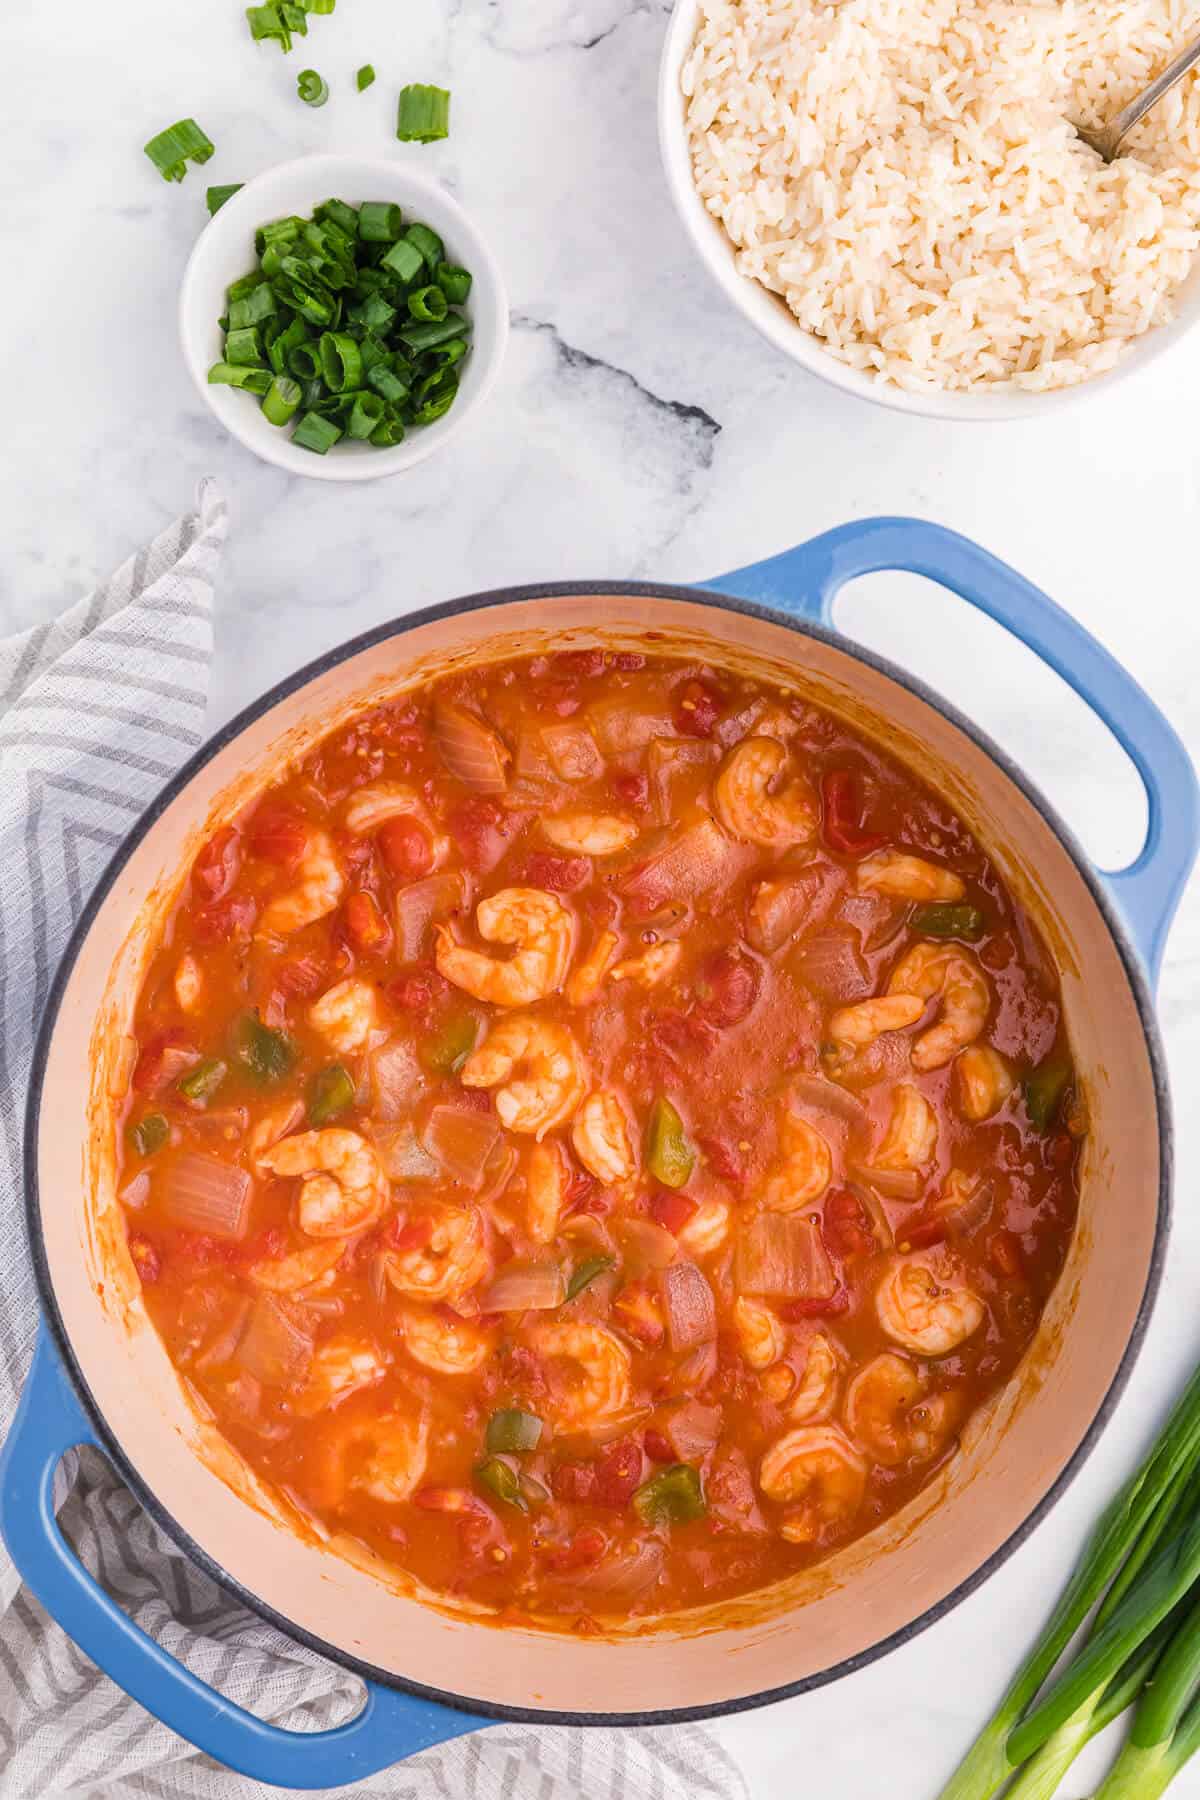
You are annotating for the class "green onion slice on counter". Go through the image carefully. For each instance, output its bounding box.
[206,183,244,216]
[356,64,376,91]
[396,84,451,143]
[144,119,214,183]
[297,68,329,106]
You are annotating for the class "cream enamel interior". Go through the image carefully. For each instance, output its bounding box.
[33,592,1162,1714]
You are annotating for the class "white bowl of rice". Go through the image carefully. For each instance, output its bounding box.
[659,0,1200,417]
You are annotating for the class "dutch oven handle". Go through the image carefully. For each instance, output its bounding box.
[0,1328,486,1788]
[705,515,1199,986]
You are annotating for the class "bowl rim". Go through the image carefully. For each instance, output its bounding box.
[656,0,1200,421]
[178,152,509,482]
[22,577,1172,1726]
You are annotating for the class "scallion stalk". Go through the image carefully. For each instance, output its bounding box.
[396,84,450,143]
[144,119,214,183]
[206,183,244,216]
[356,64,376,91]
[297,68,329,106]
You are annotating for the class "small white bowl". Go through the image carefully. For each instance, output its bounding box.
[658,0,1200,421]
[180,154,508,479]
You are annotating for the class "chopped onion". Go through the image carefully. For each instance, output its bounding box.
[646,737,717,824]
[552,1537,664,1596]
[367,1251,390,1304]
[850,1163,922,1201]
[789,1072,867,1124]
[587,700,674,755]
[234,1296,313,1388]
[372,1122,440,1182]
[477,1141,518,1207]
[479,1256,566,1313]
[617,1218,678,1276]
[663,1398,721,1460]
[933,1174,993,1239]
[370,1038,423,1120]
[421,1104,499,1189]
[159,1044,201,1087]
[854,1183,896,1249]
[162,1153,252,1240]
[673,1340,718,1390]
[513,728,555,782]
[542,720,604,783]
[793,931,871,1002]
[433,700,510,793]
[395,871,469,963]
[194,1296,252,1372]
[735,1214,836,1299]
[621,817,753,917]
[119,1173,151,1210]
[659,1261,717,1351]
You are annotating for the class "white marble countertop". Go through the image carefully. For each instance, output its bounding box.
[8,1,1200,1794]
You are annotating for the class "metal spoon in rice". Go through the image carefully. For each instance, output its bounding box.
[1073,35,1200,161]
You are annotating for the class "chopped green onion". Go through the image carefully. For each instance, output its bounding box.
[287,339,324,381]
[398,316,471,352]
[346,391,385,439]
[633,1464,706,1526]
[646,1097,694,1189]
[229,284,278,331]
[262,375,302,427]
[369,413,406,447]
[208,361,269,390]
[177,1057,228,1105]
[436,262,472,304]
[396,84,451,144]
[315,197,359,235]
[1024,1054,1072,1132]
[293,411,343,453]
[298,68,329,106]
[281,1,308,33]
[319,330,363,392]
[246,3,293,50]
[404,222,444,271]
[308,0,335,11]
[268,317,310,376]
[224,326,265,367]
[257,215,304,252]
[206,183,244,216]
[910,901,986,941]
[428,335,468,369]
[308,1062,355,1125]
[485,1409,543,1454]
[412,370,459,426]
[475,1457,526,1511]
[234,1013,295,1083]
[144,119,214,183]
[565,1254,615,1301]
[359,201,403,243]
[367,364,410,405]
[350,292,398,333]
[128,1113,169,1158]
[380,238,424,285]
[421,1012,477,1075]
[356,63,376,91]
[408,284,448,322]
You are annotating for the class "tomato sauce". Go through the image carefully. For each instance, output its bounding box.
[116,650,1081,1624]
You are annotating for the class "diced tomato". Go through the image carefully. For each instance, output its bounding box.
[192,892,257,945]
[651,1188,699,1236]
[385,1215,434,1252]
[648,1008,713,1065]
[131,1027,194,1094]
[192,827,241,903]
[545,1525,608,1572]
[822,1189,876,1260]
[551,648,606,679]
[673,678,722,739]
[247,804,309,868]
[566,1182,612,1219]
[779,1288,852,1321]
[613,1281,665,1346]
[697,1134,747,1186]
[611,652,646,672]
[446,797,519,874]
[595,1437,643,1508]
[989,1230,1024,1278]
[127,1234,161,1284]
[551,1460,597,1503]
[387,964,449,1015]
[344,889,390,953]
[236,1225,288,1266]
[378,816,434,881]
[276,955,326,998]
[611,770,650,812]
[176,1233,237,1267]
[644,1428,675,1464]
[898,1214,948,1251]
[693,945,761,1028]
[510,851,591,892]
[820,769,887,856]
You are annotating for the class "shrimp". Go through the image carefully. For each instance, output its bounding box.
[790,1333,840,1423]
[343,781,448,864]
[384,1203,489,1304]
[870,1083,938,1170]
[855,851,965,902]
[734,1297,787,1371]
[954,1044,1015,1121]
[248,1098,304,1172]
[887,943,990,1071]
[525,1139,569,1243]
[758,1425,867,1543]
[353,1411,430,1504]
[571,1089,637,1184]
[761,1110,832,1211]
[292,1335,387,1418]
[542,812,639,856]
[845,1352,962,1468]
[435,887,575,1006]
[876,1252,985,1355]
[257,828,344,939]
[461,1015,589,1139]
[714,737,818,850]
[826,994,925,1063]
[535,1322,632,1430]
[248,1240,345,1294]
[308,978,378,1055]
[400,1305,494,1376]
[174,953,202,1013]
[610,942,683,988]
[678,1197,731,1257]
[258,1128,387,1239]
[566,929,620,1007]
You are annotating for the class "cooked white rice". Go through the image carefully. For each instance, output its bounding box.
[682,0,1200,391]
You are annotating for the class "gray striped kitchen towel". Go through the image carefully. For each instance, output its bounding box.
[0,481,749,1800]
